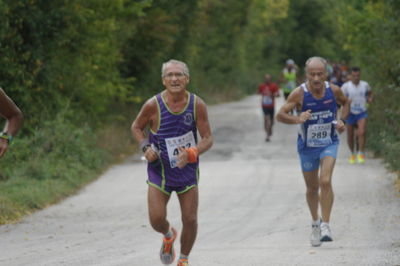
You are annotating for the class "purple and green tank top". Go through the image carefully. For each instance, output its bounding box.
[148,92,199,188]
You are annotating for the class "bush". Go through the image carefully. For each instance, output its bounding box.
[0,112,108,224]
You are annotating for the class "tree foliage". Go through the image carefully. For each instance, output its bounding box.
[334,0,400,171]
[0,0,398,189]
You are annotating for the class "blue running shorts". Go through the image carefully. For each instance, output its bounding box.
[346,111,368,125]
[298,143,339,172]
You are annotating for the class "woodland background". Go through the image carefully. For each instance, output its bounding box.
[0,0,399,223]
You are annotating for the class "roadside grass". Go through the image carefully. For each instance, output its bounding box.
[0,114,136,225]
[366,84,400,192]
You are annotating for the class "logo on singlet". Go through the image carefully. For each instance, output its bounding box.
[183,113,193,126]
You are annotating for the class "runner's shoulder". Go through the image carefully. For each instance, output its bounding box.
[329,82,341,93]
[292,86,304,96]
[194,94,207,109]
[141,95,158,113]
[360,80,371,89]
[341,80,351,89]
[287,86,304,102]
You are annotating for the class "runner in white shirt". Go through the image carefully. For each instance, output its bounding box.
[341,67,373,164]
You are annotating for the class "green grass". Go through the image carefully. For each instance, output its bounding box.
[0,113,109,224]
[0,108,138,225]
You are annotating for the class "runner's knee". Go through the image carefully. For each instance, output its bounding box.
[181,213,197,227]
[319,178,332,191]
[149,213,168,230]
[356,128,365,136]
[306,185,319,196]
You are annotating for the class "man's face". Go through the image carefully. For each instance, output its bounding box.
[306,64,327,90]
[162,64,189,94]
[264,75,271,83]
[351,71,361,84]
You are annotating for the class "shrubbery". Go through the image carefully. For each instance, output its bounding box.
[1,0,399,224]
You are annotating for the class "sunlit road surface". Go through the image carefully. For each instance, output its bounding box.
[1,95,399,266]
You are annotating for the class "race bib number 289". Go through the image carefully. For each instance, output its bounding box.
[165,131,196,168]
[306,123,332,147]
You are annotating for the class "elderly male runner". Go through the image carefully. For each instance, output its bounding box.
[131,59,213,266]
[277,56,349,247]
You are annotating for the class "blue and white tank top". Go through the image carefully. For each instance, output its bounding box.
[297,82,338,152]
[341,80,371,114]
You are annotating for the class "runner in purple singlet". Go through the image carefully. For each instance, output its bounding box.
[131,59,213,266]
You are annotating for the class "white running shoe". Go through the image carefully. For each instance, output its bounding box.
[310,221,321,247]
[320,222,333,242]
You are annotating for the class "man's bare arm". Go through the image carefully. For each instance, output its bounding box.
[0,88,23,157]
[195,97,213,155]
[131,98,159,162]
[176,96,213,169]
[0,88,23,136]
[332,84,350,121]
[276,87,310,124]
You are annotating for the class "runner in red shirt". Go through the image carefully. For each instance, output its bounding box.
[257,74,280,141]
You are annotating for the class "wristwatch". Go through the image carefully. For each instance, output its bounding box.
[0,132,13,144]
[142,144,151,153]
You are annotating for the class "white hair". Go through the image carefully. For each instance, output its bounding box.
[161,59,189,77]
[305,56,327,72]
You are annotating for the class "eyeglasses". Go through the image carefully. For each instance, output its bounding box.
[163,72,186,79]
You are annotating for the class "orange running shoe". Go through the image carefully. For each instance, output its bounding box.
[177,258,189,266]
[160,227,177,264]
[357,153,365,164]
[349,154,356,164]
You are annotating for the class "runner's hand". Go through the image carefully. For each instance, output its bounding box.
[144,147,159,163]
[0,139,8,158]
[335,120,346,133]
[177,147,188,169]
[298,109,312,124]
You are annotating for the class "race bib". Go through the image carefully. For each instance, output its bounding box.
[286,81,296,90]
[350,99,365,114]
[262,95,273,105]
[165,131,196,168]
[306,123,332,147]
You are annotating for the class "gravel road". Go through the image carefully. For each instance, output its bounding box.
[0,95,399,266]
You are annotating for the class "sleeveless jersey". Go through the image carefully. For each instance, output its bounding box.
[283,68,297,92]
[341,80,371,114]
[148,92,199,187]
[297,82,338,152]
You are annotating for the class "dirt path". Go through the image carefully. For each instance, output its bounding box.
[1,95,399,266]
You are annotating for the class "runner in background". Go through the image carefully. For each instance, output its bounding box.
[277,56,349,247]
[341,66,373,164]
[257,74,280,142]
[281,59,298,100]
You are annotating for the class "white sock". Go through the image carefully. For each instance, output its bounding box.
[312,219,320,226]
[164,228,173,239]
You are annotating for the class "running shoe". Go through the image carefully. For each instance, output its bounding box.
[348,154,356,164]
[160,227,177,265]
[320,222,333,242]
[357,153,365,164]
[310,221,321,247]
[177,258,189,266]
